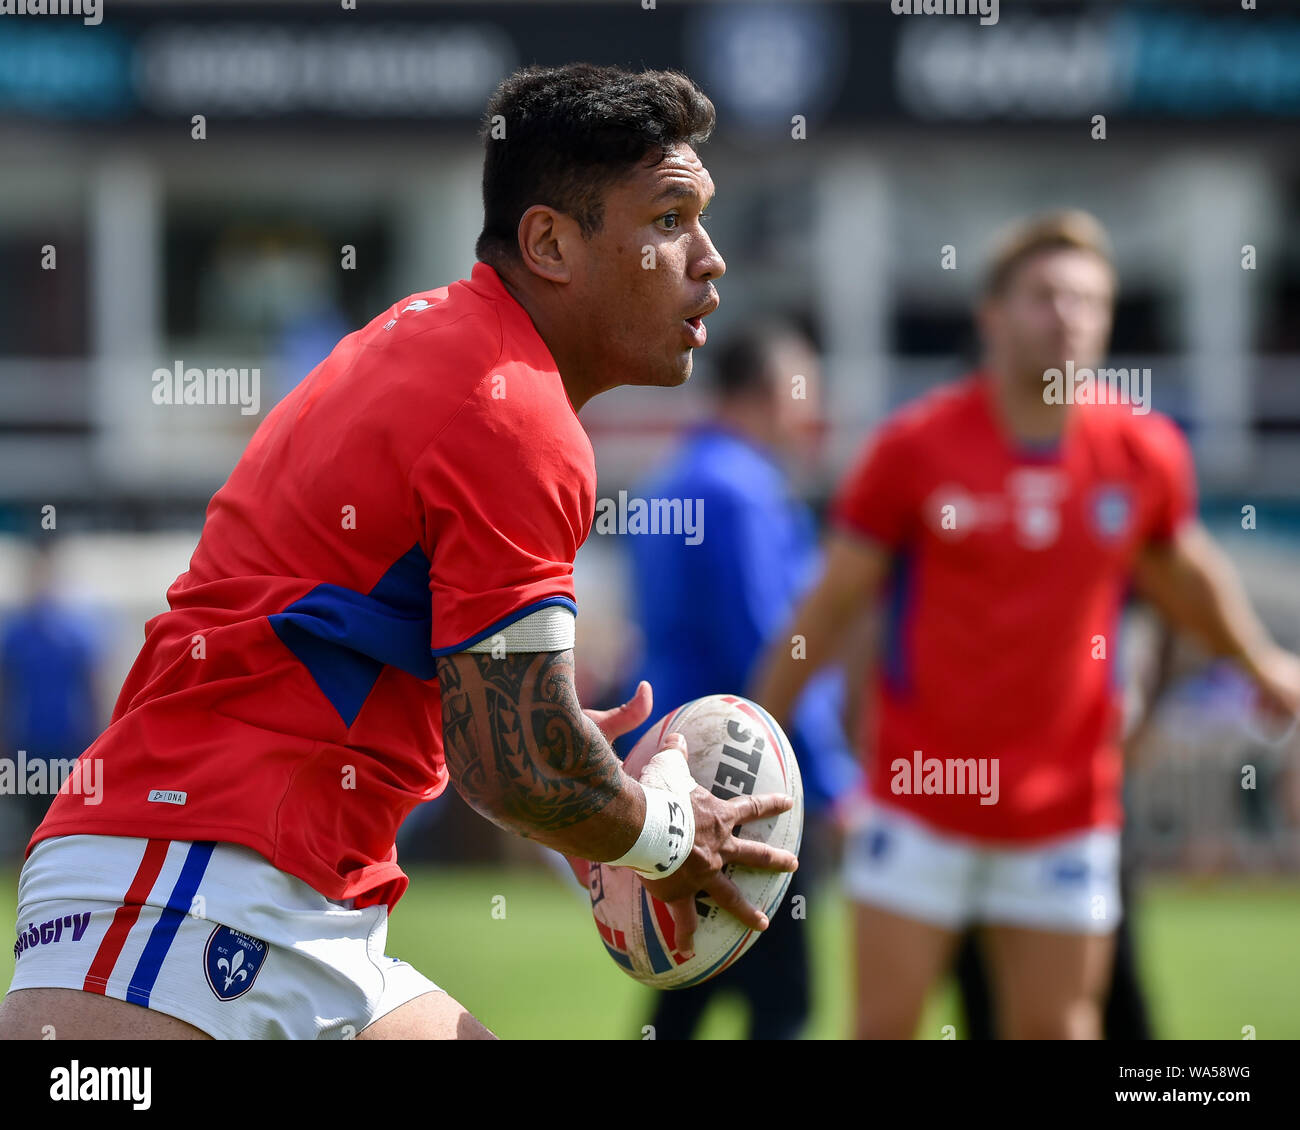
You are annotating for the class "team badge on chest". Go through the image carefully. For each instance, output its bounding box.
[1089,484,1134,542]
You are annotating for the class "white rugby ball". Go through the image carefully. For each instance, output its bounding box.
[588,693,803,989]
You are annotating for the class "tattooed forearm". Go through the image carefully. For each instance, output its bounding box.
[435,650,639,854]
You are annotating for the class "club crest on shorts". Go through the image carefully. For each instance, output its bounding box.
[204,926,267,1001]
[865,826,891,861]
[1048,857,1090,885]
[1090,485,1133,541]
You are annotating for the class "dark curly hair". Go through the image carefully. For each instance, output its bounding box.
[475,64,716,270]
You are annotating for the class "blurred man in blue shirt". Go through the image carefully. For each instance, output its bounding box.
[620,322,860,1039]
[1,541,101,845]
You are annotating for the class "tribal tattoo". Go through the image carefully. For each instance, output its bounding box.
[435,649,626,840]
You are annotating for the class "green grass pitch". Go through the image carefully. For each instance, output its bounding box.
[2,862,1296,1039]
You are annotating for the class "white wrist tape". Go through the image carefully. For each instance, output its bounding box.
[608,748,697,880]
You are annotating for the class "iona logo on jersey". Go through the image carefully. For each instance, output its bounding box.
[203,926,268,1001]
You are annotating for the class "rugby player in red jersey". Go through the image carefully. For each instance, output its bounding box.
[0,64,796,1041]
[753,211,1300,1039]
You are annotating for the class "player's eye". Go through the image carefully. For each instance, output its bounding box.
[657,210,710,232]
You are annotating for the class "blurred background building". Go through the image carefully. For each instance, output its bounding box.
[2,0,1299,880]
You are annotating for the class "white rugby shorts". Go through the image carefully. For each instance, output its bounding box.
[7,834,441,1038]
[842,799,1121,934]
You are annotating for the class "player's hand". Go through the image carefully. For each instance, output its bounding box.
[1237,644,1300,738]
[584,680,653,743]
[1247,646,1300,729]
[825,795,857,858]
[641,753,797,958]
[568,684,654,890]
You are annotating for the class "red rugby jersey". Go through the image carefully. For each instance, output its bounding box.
[832,372,1195,841]
[31,262,596,908]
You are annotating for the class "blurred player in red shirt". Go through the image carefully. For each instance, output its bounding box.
[754,210,1300,1039]
[0,64,796,1041]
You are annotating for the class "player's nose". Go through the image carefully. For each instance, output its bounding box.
[1051,290,1090,325]
[694,229,726,283]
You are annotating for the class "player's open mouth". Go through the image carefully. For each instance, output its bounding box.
[683,316,706,347]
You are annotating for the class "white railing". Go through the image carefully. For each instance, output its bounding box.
[3,355,1299,499]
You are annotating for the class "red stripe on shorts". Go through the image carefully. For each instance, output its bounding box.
[82,839,170,994]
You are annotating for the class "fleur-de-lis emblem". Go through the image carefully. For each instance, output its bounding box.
[204,926,266,1002]
[217,948,249,992]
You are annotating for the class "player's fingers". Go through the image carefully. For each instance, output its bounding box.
[725,791,794,825]
[703,872,769,933]
[665,895,698,958]
[658,730,687,753]
[563,855,591,888]
[631,681,654,722]
[583,681,654,742]
[608,680,653,736]
[722,839,799,873]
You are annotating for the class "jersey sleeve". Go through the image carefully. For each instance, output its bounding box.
[1140,414,1198,544]
[413,398,585,656]
[829,416,919,549]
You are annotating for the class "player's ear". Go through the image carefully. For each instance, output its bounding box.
[516,205,575,285]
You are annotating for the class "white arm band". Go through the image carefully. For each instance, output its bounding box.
[607,749,697,880]
[464,605,575,653]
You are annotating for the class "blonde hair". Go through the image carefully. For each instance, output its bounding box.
[982,209,1115,298]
